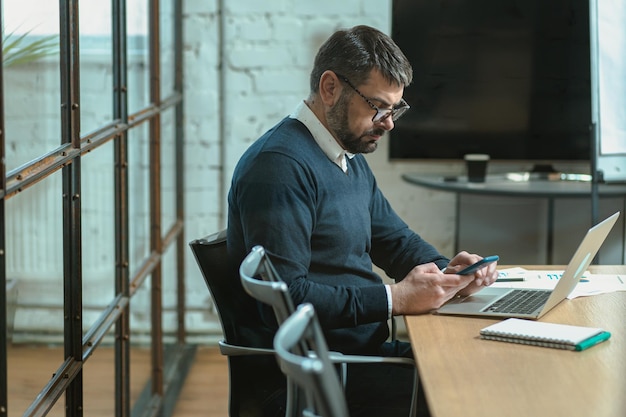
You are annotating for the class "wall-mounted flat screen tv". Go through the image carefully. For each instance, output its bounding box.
[390,0,592,165]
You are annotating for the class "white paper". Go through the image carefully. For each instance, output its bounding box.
[492,268,626,299]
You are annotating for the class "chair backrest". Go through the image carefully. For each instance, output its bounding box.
[189,231,288,417]
[239,245,312,417]
[274,303,350,417]
[239,245,296,325]
[189,230,274,347]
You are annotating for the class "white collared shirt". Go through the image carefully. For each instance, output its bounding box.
[289,101,393,319]
[289,101,354,173]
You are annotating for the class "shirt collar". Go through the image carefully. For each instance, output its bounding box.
[289,101,354,172]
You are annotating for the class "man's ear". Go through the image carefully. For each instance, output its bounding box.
[318,70,342,106]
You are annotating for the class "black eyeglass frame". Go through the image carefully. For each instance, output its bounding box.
[334,73,410,123]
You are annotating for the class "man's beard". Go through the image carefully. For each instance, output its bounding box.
[326,93,385,154]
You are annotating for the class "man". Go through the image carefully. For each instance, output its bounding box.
[227,25,498,417]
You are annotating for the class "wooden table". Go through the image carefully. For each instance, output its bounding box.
[404,265,626,417]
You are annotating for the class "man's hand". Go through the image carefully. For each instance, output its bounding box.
[390,262,475,315]
[390,251,499,315]
[444,251,499,297]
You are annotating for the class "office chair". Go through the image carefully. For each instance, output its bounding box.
[239,245,419,417]
[189,230,288,417]
[274,303,350,417]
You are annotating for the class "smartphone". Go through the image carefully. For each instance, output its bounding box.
[456,255,499,275]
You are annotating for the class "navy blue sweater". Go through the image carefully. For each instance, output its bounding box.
[227,117,449,353]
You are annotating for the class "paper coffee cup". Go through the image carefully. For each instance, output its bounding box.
[464,154,490,183]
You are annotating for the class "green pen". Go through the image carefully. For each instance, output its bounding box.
[574,331,611,351]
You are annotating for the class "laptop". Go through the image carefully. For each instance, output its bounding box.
[435,211,620,319]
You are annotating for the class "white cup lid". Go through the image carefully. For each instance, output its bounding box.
[464,153,490,161]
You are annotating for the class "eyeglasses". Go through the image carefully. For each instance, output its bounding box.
[334,73,410,123]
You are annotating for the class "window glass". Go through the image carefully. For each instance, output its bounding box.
[162,244,179,343]
[81,333,116,415]
[161,107,177,230]
[81,140,116,331]
[127,0,150,113]
[160,0,176,97]
[7,346,64,415]
[5,174,64,320]
[79,2,114,133]
[3,0,60,171]
[5,173,63,414]
[128,124,151,278]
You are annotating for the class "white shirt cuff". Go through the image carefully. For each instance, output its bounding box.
[385,284,393,319]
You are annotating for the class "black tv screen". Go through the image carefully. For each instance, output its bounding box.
[390,0,592,162]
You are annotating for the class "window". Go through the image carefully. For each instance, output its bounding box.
[1,0,188,414]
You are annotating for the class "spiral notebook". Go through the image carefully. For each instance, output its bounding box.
[480,318,611,351]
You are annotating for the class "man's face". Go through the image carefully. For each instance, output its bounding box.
[326,70,405,154]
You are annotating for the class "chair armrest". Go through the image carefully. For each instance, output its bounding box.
[328,352,415,366]
[218,340,275,356]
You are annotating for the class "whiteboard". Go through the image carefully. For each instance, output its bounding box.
[591,0,626,181]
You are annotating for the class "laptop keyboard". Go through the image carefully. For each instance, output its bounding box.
[482,289,552,314]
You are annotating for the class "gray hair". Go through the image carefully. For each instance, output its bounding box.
[309,25,413,93]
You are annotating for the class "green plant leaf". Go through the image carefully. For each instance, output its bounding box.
[2,29,58,68]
